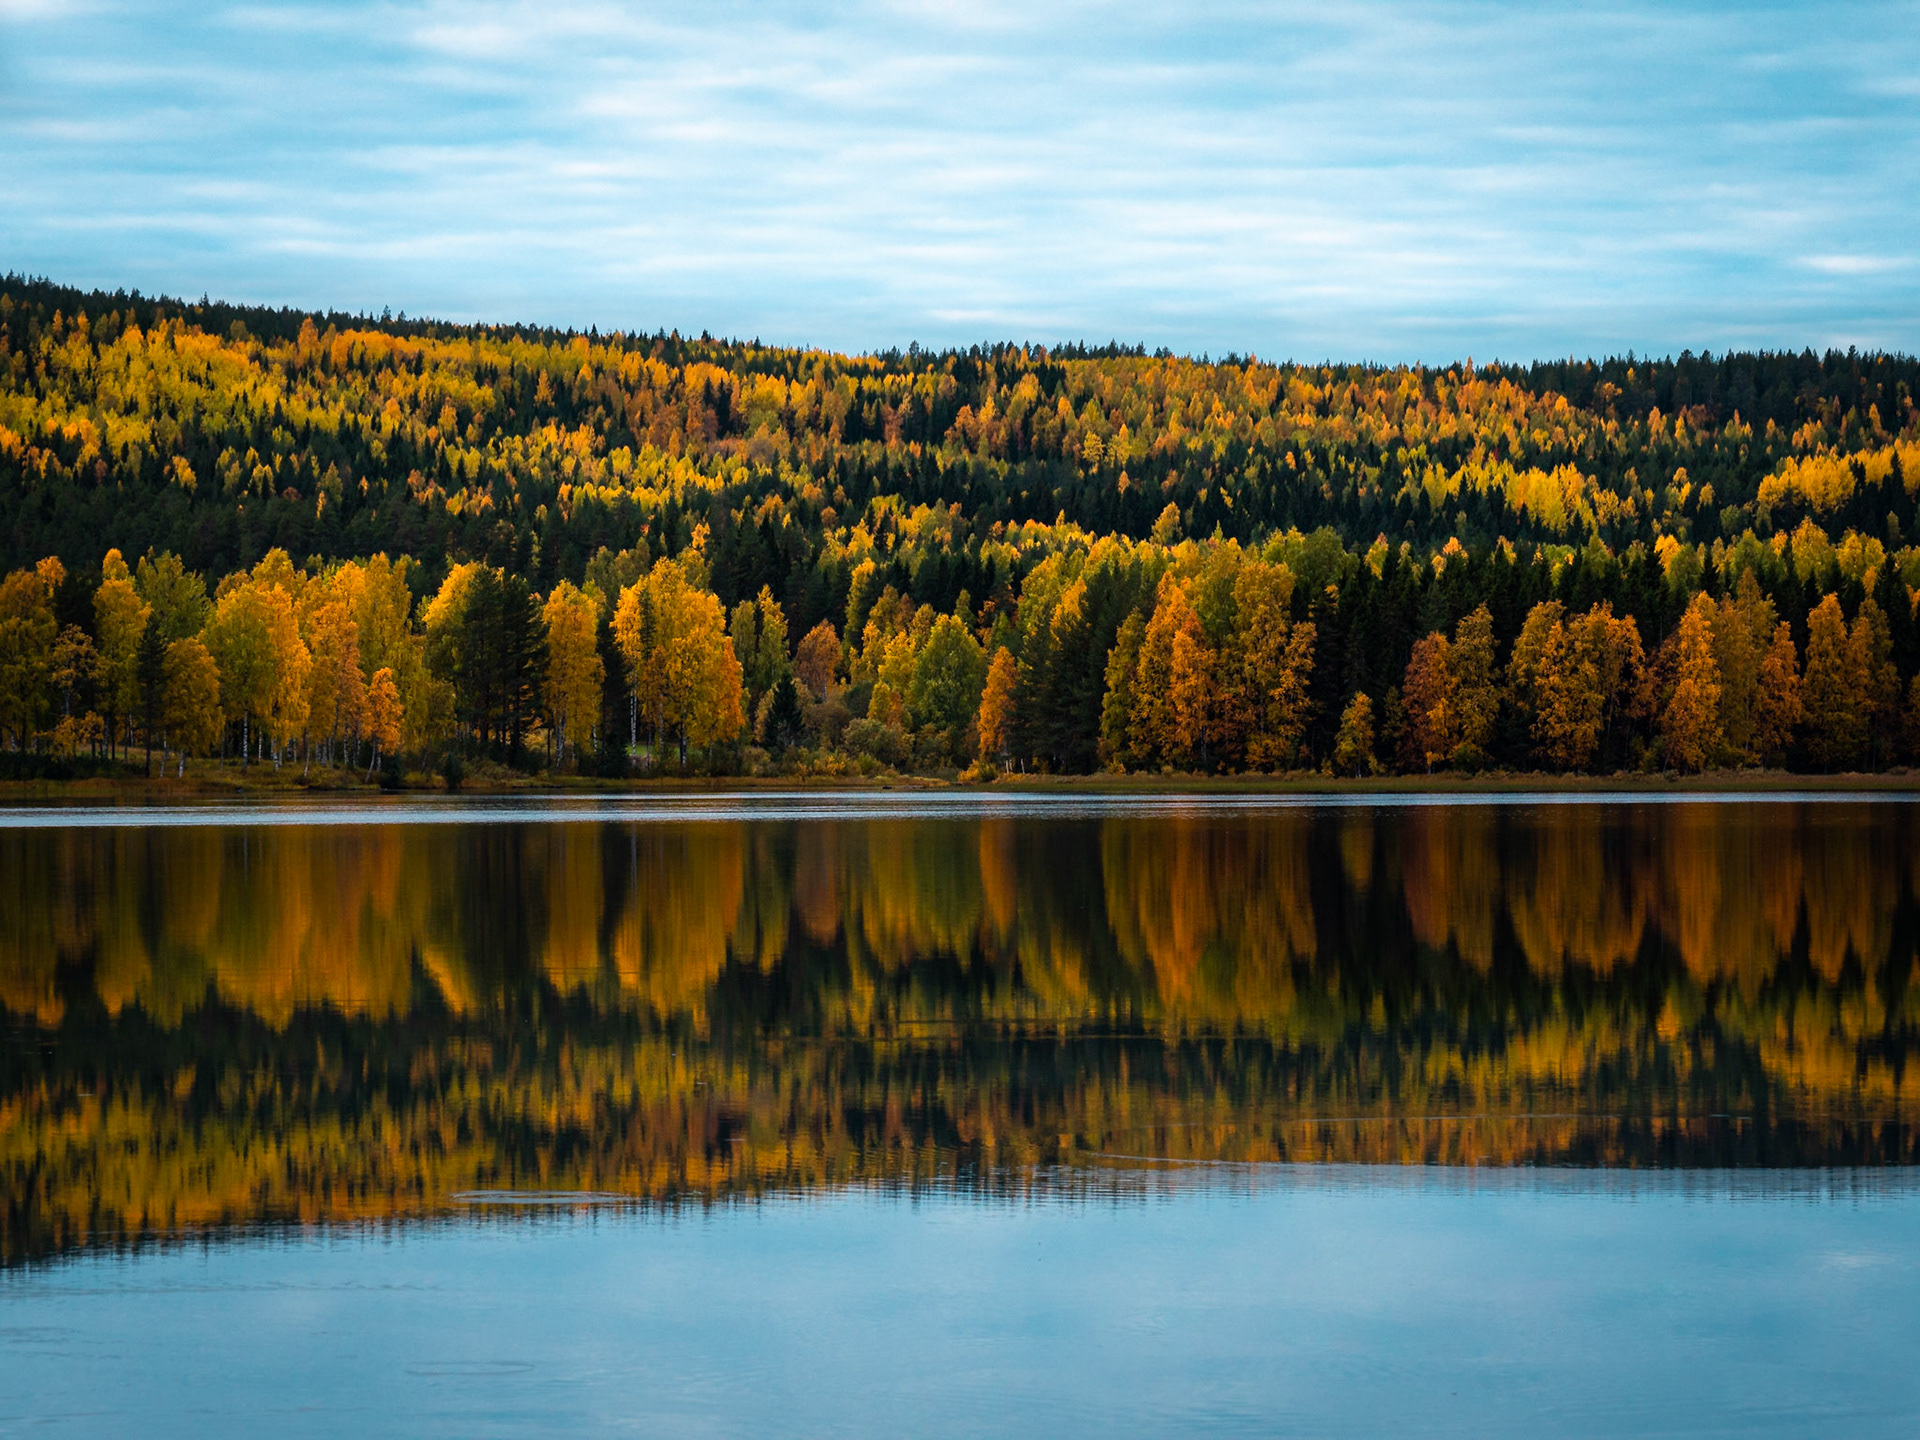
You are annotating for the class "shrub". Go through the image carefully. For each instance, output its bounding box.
[843,717,909,768]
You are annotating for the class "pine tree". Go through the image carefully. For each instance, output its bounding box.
[1305,587,1345,765]
[1097,612,1143,769]
[763,675,805,751]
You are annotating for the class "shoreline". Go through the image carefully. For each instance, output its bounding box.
[5,765,1920,804]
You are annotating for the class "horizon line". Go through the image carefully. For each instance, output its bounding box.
[7,272,1915,374]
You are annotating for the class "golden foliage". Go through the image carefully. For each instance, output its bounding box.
[541,579,603,757]
[976,648,1018,760]
[1657,594,1724,772]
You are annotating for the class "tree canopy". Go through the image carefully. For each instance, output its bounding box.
[5,275,1920,777]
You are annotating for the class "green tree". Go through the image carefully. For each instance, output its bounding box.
[440,567,544,756]
[760,675,805,751]
[910,613,987,733]
[204,583,279,764]
[1231,560,1314,771]
[134,551,210,644]
[1709,570,1773,762]
[1448,603,1500,766]
[1334,692,1377,776]
[160,637,223,775]
[731,587,792,712]
[93,549,150,759]
[0,562,60,750]
[1099,612,1144,769]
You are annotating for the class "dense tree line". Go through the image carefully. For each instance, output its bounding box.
[5,521,1920,778]
[3,276,1920,776]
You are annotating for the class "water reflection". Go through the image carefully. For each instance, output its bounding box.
[4,800,1919,1262]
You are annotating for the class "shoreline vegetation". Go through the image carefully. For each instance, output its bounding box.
[6,276,1920,792]
[5,765,1920,802]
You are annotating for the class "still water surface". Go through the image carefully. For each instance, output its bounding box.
[3,795,1919,1433]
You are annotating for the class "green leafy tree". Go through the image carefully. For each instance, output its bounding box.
[910,614,987,733]
[1334,692,1377,776]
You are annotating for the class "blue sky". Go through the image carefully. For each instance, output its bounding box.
[2,1,1915,361]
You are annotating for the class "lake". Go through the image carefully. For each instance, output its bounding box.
[3,793,1919,1435]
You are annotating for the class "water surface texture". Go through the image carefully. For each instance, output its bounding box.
[3,796,1918,1434]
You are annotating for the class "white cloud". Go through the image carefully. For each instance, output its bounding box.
[1803,255,1911,276]
[1,0,1915,358]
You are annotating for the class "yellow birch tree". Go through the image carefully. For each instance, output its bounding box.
[160,638,223,776]
[364,667,403,774]
[93,550,150,758]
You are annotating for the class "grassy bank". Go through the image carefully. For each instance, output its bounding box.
[5,761,1920,803]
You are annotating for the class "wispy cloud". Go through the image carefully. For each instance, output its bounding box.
[2,0,1915,359]
[1803,254,1911,276]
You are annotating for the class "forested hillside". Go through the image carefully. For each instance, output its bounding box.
[4,274,1920,777]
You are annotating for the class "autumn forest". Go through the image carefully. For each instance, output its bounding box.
[6,275,1920,780]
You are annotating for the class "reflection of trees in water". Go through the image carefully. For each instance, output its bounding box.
[1398,805,1501,970]
[1100,814,1314,1021]
[7,1011,1917,1268]
[1502,806,1648,977]
[0,827,425,1027]
[5,804,1920,1261]
[4,806,1918,1043]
